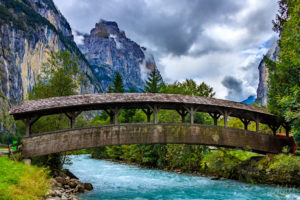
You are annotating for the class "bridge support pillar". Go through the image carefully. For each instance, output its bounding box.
[209,113,221,126]
[22,116,40,137]
[176,108,189,123]
[65,111,82,129]
[239,118,251,130]
[142,108,153,123]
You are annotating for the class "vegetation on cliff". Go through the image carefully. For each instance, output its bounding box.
[28,50,82,171]
[0,0,92,71]
[0,156,49,200]
[265,0,300,145]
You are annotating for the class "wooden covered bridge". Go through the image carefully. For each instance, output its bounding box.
[9,93,293,158]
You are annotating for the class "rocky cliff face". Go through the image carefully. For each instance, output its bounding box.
[256,42,279,106]
[0,0,101,132]
[79,20,158,91]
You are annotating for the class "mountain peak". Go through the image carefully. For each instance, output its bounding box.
[241,95,256,104]
[91,19,125,37]
[80,20,158,92]
[99,19,119,28]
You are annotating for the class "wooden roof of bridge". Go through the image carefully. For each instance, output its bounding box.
[9,93,280,124]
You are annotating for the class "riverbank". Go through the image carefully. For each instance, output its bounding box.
[91,146,300,188]
[46,169,93,200]
[0,156,93,200]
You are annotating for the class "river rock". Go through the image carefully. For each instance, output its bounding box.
[69,179,79,188]
[65,176,70,183]
[46,190,55,197]
[55,177,67,185]
[55,182,63,188]
[64,169,79,179]
[211,176,220,180]
[46,198,61,200]
[61,194,69,200]
[54,190,62,197]
[64,184,71,189]
[84,183,94,190]
[75,184,85,193]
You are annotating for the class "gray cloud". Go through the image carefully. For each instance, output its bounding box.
[221,76,243,100]
[54,0,276,57]
[222,76,242,93]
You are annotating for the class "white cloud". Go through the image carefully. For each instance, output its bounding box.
[72,30,84,45]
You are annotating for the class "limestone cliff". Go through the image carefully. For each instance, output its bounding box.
[256,42,279,106]
[79,20,158,91]
[0,0,101,132]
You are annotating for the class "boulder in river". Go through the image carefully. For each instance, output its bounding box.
[84,183,94,190]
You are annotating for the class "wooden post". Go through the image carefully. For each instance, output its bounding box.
[104,109,114,124]
[176,108,189,123]
[111,107,121,125]
[255,118,260,132]
[239,118,251,130]
[25,120,31,137]
[223,111,229,128]
[148,105,160,124]
[65,111,82,129]
[268,123,280,136]
[142,108,153,123]
[209,113,221,126]
[283,123,291,138]
[153,105,158,124]
[22,116,40,137]
[183,105,199,125]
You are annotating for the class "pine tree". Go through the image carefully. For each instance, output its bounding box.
[109,72,124,93]
[122,87,136,123]
[144,70,163,93]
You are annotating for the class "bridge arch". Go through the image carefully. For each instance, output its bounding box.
[9,93,293,157]
[21,124,293,158]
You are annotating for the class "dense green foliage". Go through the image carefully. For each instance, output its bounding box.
[0,156,49,200]
[161,79,215,97]
[266,0,300,144]
[0,132,21,145]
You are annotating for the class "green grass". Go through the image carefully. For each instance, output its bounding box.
[0,156,50,200]
[0,148,8,150]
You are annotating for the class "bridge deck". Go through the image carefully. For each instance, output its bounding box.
[21,123,293,158]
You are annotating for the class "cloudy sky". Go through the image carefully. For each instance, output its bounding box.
[53,0,278,101]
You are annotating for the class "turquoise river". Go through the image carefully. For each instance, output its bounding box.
[64,155,300,200]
